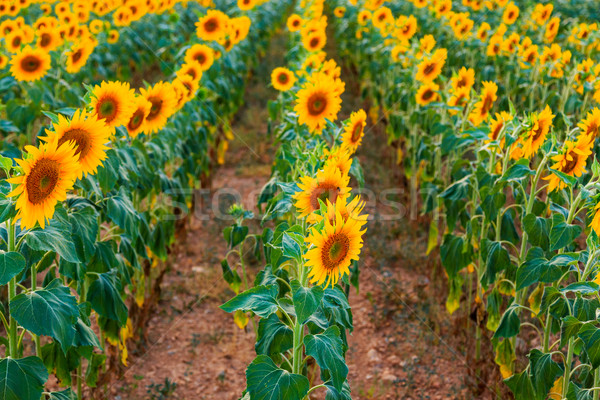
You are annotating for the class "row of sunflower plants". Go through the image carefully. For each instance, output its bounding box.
[0,1,287,399]
[219,1,371,399]
[332,0,600,399]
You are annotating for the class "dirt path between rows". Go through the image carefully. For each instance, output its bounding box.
[107,31,493,400]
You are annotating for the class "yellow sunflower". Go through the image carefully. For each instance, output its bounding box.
[487,35,502,57]
[10,45,51,82]
[521,105,555,159]
[311,195,368,227]
[36,27,61,51]
[476,22,491,41]
[450,67,475,92]
[294,73,342,134]
[40,109,111,178]
[341,109,367,153]
[502,2,519,25]
[357,10,371,26]
[126,95,151,138]
[0,54,8,69]
[415,48,447,83]
[7,140,80,229]
[416,82,440,106]
[302,30,326,52]
[176,62,203,83]
[293,164,351,220]
[287,14,302,32]
[89,81,137,131]
[469,81,498,126]
[184,44,214,72]
[65,40,94,73]
[544,135,593,192]
[305,209,366,288]
[237,0,255,11]
[107,29,119,44]
[5,30,25,53]
[579,108,600,139]
[196,9,229,42]
[589,203,600,237]
[139,81,177,134]
[271,67,296,91]
[447,86,470,114]
[334,6,345,17]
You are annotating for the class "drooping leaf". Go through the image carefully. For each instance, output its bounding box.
[0,251,26,286]
[87,272,128,326]
[304,326,348,391]
[220,284,279,318]
[0,356,48,400]
[245,355,309,400]
[578,322,600,368]
[291,280,324,324]
[255,314,293,356]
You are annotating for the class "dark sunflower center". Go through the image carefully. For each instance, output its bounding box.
[527,52,535,63]
[457,77,467,88]
[531,120,548,142]
[321,233,350,271]
[310,184,339,211]
[422,89,434,101]
[40,33,51,47]
[71,49,83,63]
[186,68,197,80]
[586,122,598,137]
[97,97,118,122]
[508,11,514,19]
[491,122,503,140]
[21,55,41,72]
[147,96,163,120]
[128,109,145,131]
[309,37,320,48]
[12,36,21,47]
[277,73,289,84]
[204,18,218,32]
[26,158,60,205]
[307,93,327,116]
[481,95,493,114]
[58,128,92,159]
[351,122,363,142]
[562,153,579,174]
[195,52,206,64]
[423,63,435,76]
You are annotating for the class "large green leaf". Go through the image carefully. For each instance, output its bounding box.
[578,322,600,368]
[0,356,48,400]
[494,304,521,339]
[24,222,80,263]
[505,370,536,400]
[255,314,293,356]
[221,259,242,294]
[549,214,582,251]
[87,272,128,326]
[528,349,562,399]
[245,355,309,400]
[10,279,79,353]
[0,251,26,286]
[47,389,76,400]
[221,284,279,318]
[522,214,549,250]
[482,241,509,286]
[291,280,323,324]
[304,326,348,391]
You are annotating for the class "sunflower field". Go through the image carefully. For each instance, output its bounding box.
[0,0,600,399]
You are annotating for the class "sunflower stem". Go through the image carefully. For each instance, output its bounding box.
[7,219,19,358]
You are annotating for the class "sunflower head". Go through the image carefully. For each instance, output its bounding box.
[578,108,600,139]
[7,140,80,229]
[416,82,440,106]
[139,81,177,134]
[544,135,593,192]
[40,109,111,178]
[287,14,303,32]
[342,109,367,153]
[196,9,229,42]
[294,73,343,134]
[185,44,214,72]
[90,81,137,131]
[271,67,296,92]
[10,45,51,82]
[302,30,326,52]
[293,164,351,220]
[65,40,94,73]
[237,0,255,11]
[415,48,447,83]
[126,95,152,138]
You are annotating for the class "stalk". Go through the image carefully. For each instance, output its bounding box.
[593,368,600,400]
[562,337,575,398]
[30,261,41,357]
[7,219,18,358]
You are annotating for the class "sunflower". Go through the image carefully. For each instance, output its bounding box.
[287,14,302,32]
[544,135,593,192]
[305,209,366,288]
[174,75,199,106]
[126,96,151,138]
[139,81,177,134]
[487,35,502,57]
[36,27,61,51]
[341,109,367,153]
[7,140,80,229]
[435,0,452,17]
[502,2,519,25]
[312,195,368,227]
[184,44,214,72]
[416,82,440,106]
[271,67,296,91]
[294,73,342,134]
[476,22,491,41]
[65,40,94,73]
[396,15,417,41]
[325,147,353,177]
[415,48,447,83]
[176,62,203,83]
[302,30,326,52]
[357,10,371,26]
[545,17,560,43]
[107,29,119,43]
[89,19,104,34]
[5,30,25,53]
[521,105,555,159]
[469,81,498,126]
[10,45,51,82]
[521,45,538,68]
[579,108,600,139]
[89,81,137,131]
[589,202,600,237]
[196,9,229,42]
[40,109,111,178]
[293,164,351,219]
[450,67,475,92]
[447,86,470,114]
[487,111,513,144]
[334,6,345,17]
[417,34,436,58]
[0,54,7,69]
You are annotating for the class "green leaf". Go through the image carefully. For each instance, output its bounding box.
[255,314,293,356]
[10,279,79,353]
[0,356,48,400]
[561,282,600,294]
[504,370,535,400]
[291,280,324,324]
[578,322,600,368]
[500,160,534,182]
[522,214,549,250]
[85,353,106,387]
[224,225,249,248]
[0,251,26,286]
[550,214,582,251]
[246,355,309,400]
[561,316,583,348]
[46,389,76,400]
[24,223,80,263]
[220,285,279,318]
[304,326,348,391]
[221,259,242,294]
[494,304,521,339]
[528,349,562,398]
[282,232,302,262]
[482,241,509,286]
[87,272,128,326]
[440,234,471,279]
